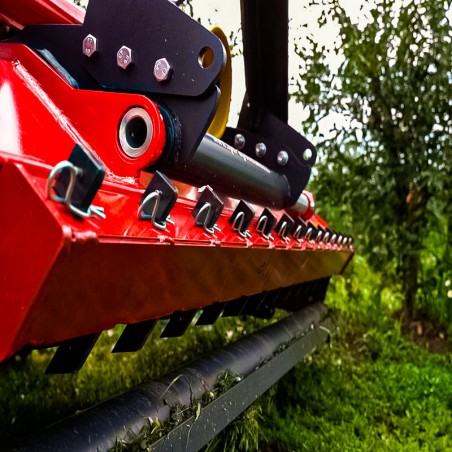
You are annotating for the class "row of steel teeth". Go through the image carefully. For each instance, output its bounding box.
[45,278,330,374]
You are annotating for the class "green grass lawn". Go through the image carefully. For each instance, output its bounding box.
[260,322,452,451]
[256,257,452,451]
[0,315,273,448]
[1,257,451,450]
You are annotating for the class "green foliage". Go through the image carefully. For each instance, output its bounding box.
[295,0,452,318]
[262,329,452,451]
[258,245,452,450]
[417,209,452,328]
[205,385,277,452]
[206,401,263,452]
[327,255,404,328]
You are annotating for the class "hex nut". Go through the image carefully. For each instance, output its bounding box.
[154,58,172,82]
[82,34,98,58]
[117,46,134,70]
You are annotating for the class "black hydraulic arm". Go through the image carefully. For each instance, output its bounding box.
[239,0,289,129]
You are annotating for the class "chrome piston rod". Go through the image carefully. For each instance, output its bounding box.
[166,134,308,211]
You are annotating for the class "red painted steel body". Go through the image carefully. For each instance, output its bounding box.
[0,18,353,362]
[0,0,83,30]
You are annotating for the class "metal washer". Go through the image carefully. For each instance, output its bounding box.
[118,107,154,158]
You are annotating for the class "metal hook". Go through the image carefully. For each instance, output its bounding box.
[231,212,251,239]
[194,203,219,234]
[278,221,290,242]
[138,190,168,230]
[47,161,105,219]
[256,215,274,241]
[293,224,304,242]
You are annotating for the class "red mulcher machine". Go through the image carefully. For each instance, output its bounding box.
[0,0,353,449]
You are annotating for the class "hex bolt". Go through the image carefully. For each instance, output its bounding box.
[117,46,134,70]
[154,58,172,82]
[255,142,267,158]
[277,150,289,166]
[234,134,246,150]
[82,34,98,58]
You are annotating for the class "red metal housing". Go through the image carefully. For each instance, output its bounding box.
[0,4,353,364]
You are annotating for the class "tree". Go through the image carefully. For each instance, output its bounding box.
[294,0,451,318]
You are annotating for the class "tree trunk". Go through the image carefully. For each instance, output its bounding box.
[400,185,429,319]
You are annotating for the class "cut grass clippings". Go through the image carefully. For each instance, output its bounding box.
[2,256,452,451]
[0,315,275,448]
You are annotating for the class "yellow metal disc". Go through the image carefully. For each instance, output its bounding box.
[206,26,232,138]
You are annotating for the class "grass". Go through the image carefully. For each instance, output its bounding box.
[260,322,452,451]
[2,255,451,450]
[253,256,452,451]
[0,315,274,448]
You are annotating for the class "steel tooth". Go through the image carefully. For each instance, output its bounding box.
[46,333,100,374]
[222,296,249,317]
[304,280,320,304]
[273,285,297,310]
[196,302,224,326]
[287,283,305,302]
[51,144,106,219]
[242,292,267,315]
[244,291,278,319]
[276,281,331,312]
[292,278,330,308]
[112,319,157,353]
[316,278,331,302]
[160,309,197,338]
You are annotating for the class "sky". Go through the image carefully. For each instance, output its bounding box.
[78,0,447,137]
[183,0,379,132]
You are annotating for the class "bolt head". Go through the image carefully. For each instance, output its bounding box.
[303,148,313,161]
[82,34,98,57]
[234,134,246,150]
[117,46,134,70]
[277,150,289,166]
[255,142,267,158]
[154,58,172,82]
